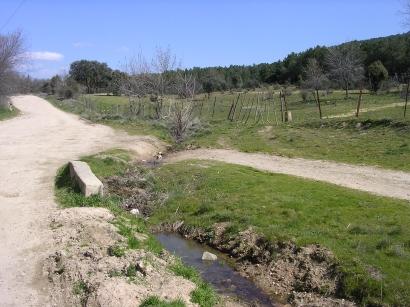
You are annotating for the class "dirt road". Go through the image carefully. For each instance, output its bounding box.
[0,96,161,306]
[167,149,410,201]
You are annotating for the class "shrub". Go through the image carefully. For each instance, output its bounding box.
[368,61,389,92]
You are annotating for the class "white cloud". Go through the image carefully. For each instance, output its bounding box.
[73,42,93,48]
[26,51,64,61]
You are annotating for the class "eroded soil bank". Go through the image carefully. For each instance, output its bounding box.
[154,222,356,307]
[44,208,198,307]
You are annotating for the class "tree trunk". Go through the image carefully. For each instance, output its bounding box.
[316,89,322,119]
[343,78,349,99]
[405,80,410,118]
[356,89,363,117]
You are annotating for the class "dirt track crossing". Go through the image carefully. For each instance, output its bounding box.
[167,149,410,201]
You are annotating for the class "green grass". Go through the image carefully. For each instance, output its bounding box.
[0,106,19,121]
[149,160,410,306]
[170,259,218,307]
[140,296,186,307]
[46,91,410,171]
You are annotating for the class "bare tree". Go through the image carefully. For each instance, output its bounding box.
[326,45,364,98]
[124,47,178,119]
[303,58,329,119]
[0,31,24,106]
[176,72,197,99]
[167,73,197,142]
[124,48,197,142]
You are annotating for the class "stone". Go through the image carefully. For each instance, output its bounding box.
[202,251,217,261]
[69,161,103,197]
[130,208,140,215]
[136,261,152,276]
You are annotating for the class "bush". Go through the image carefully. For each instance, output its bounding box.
[300,89,310,102]
[368,60,389,92]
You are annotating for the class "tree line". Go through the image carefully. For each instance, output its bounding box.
[189,32,410,93]
[40,32,410,100]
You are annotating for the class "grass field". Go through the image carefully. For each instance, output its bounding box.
[149,160,410,306]
[46,90,410,171]
[0,107,19,121]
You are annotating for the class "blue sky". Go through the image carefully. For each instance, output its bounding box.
[0,0,407,78]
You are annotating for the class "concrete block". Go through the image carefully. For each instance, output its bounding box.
[69,161,103,197]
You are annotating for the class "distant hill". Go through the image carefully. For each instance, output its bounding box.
[186,32,410,91]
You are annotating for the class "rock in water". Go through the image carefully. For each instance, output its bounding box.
[202,251,217,261]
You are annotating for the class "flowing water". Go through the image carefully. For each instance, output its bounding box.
[156,233,277,306]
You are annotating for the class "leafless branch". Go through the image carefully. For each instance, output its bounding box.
[326,45,364,98]
[0,31,25,105]
[123,47,179,118]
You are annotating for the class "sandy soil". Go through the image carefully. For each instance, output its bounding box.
[167,149,410,201]
[0,96,162,307]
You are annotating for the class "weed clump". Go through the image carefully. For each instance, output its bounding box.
[107,245,125,257]
[105,167,166,216]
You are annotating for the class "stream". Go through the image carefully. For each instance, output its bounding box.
[156,233,277,306]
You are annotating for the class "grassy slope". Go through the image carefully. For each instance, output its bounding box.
[46,91,410,171]
[149,160,410,306]
[0,107,19,121]
[54,150,217,307]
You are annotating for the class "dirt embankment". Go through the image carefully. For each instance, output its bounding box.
[156,222,356,307]
[45,208,196,307]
